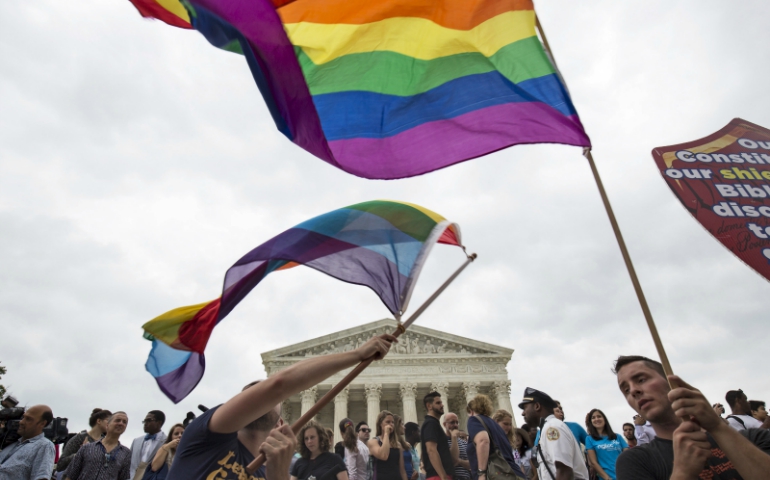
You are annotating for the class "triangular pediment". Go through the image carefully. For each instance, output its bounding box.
[262,319,513,361]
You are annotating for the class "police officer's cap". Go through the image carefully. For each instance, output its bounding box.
[517,387,558,410]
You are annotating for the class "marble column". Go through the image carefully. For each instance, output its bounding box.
[281,400,293,424]
[300,386,318,417]
[333,386,350,444]
[399,382,418,424]
[365,383,382,430]
[431,382,450,422]
[462,381,480,404]
[492,380,516,428]
[455,393,469,431]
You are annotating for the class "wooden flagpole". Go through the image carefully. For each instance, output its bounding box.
[534,15,675,378]
[246,253,477,474]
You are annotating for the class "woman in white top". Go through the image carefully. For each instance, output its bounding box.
[340,417,370,480]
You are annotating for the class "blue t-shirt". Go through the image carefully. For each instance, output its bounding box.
[534,421,587,446]
[466,416,526,480]
[168,405,267,480]
[584,435,628,480]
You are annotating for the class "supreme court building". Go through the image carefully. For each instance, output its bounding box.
[262,319,517,442]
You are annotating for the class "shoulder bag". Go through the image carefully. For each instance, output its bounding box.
[474,417,526,480]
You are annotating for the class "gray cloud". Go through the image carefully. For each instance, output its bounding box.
[1,0,769,441]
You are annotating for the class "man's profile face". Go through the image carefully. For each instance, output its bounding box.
[553,406,564,421]
[18,406,46,439]
[443,413,459,432]
[429,397,444,416]
[521,403,539,428]
[737,393,751,413]
[616,361,671,423]
[357,424,371,441]
[753,404,768,422]
[108,414,129,436]
[622,424,635,441]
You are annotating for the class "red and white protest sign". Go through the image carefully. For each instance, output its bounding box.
[652,118,770,282]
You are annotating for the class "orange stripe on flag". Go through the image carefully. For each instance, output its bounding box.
[278,0,533,31]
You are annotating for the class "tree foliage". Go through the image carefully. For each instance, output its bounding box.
[0,362,6,399]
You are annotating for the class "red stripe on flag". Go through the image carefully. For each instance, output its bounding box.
[128,0,192,29]
[178,299,222,353]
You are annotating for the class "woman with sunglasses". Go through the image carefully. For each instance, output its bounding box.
[584,409,627,480]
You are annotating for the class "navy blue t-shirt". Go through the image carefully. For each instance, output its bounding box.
[467,416,526,480]
[168,405,267,480]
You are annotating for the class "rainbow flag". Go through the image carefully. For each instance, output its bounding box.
[144,200,463,402]
[129,0,191,28]
[129,0,590,179]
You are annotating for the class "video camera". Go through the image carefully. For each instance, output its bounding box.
[0,397,69,448]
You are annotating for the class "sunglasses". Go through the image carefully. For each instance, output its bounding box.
[104,453,112,467]
[358,428,371,433]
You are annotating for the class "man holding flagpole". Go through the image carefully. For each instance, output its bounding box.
[167,334,396,480]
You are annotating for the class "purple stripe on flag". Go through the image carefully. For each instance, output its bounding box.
[190,0,334,163]
[328,102,591,179]
[155,352,206,404]
[222,229,408,315]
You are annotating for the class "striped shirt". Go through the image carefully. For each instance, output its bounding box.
[64,439,131,480]
[447,437,471,480]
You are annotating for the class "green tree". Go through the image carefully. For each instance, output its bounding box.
[0,362,6,399]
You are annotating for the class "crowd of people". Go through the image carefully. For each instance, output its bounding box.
[2,336,770,480]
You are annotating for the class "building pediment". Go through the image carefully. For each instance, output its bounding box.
[262,318,513,361]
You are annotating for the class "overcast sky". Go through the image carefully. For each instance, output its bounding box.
[1,0,769,443]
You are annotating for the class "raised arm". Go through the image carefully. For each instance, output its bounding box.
[150,438,179,472]
[211,334,395,433]
[669,375,770,480]
[369,428,393,461]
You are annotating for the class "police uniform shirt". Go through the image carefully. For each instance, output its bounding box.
[535,415,589,480]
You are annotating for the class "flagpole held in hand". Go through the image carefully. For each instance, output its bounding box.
[535,15,676,383]
[246,253,477,474]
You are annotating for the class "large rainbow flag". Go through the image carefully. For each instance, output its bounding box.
[144,200,463,402]
[129,0,590,179]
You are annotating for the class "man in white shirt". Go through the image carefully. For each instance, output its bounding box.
[519,387,588,480]
[725,389,765,431]
[632,414,656,445]
[129,410,167,479]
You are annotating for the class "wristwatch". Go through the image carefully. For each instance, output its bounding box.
[477,469,488,476]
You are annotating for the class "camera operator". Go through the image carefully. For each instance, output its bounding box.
[0,404,56,480]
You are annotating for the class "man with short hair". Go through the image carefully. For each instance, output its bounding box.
[614,355,770,479]
[520,388,588,480]
[0,404,55,480]
[421,392,454,480]
[632,414,656,445]
[129,410,167,479]
[621,423,637,448]
[750,400,768,423]
[65,411,132,480]
[725,390,765,431]
[443,413,470,480]
[356,422,371,443]
[169,334,395,480]
[405,422,422,480]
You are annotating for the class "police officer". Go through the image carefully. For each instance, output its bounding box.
[518,388,588,480]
